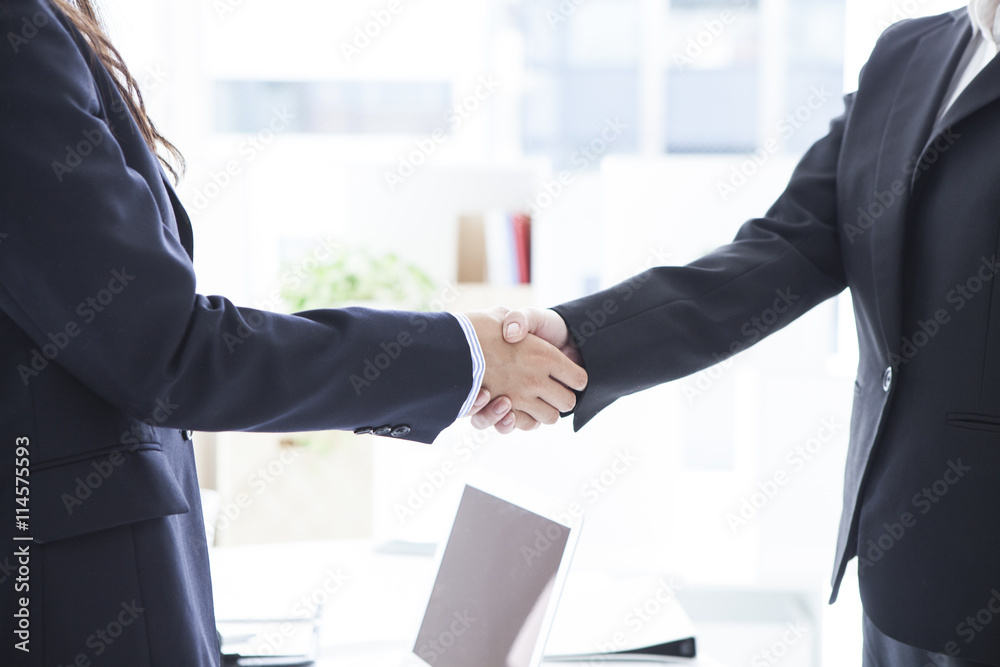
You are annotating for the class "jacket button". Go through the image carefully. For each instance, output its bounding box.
[882,367,893,392]
[391,425,411,438]
[373,425,393,437]
[181,429,194,441]
[354,426,374,436]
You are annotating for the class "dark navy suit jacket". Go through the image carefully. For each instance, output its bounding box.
[0,0,473,664]
[556,9,1000,664]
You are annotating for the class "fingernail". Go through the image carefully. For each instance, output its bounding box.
[494,398,511,414]
[473,391,489,408]
[502,414,515,427]
[506,322,521,338]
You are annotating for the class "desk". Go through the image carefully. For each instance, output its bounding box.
[210,540,727,666]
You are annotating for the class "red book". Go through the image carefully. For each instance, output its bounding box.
[511,213,531,284]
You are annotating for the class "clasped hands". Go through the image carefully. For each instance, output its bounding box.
[465,307,585,434]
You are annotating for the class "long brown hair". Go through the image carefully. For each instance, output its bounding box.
[51,0,184,182]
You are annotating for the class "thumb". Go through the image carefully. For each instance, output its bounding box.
[502,309,535,343]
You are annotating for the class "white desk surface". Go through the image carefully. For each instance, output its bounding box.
[315,649,718,666]
[210,539,726,666]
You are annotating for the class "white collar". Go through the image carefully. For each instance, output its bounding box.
[969,0,1000,45]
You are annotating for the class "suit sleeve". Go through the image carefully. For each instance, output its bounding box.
[554,93,855,430]
[0,0,471,444]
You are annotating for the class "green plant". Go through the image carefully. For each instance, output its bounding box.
[280,245,437,312]
[277,244,438,451]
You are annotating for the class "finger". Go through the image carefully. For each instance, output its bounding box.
[534,378,578,414]
[560,343,585,367]
[494,411,517,435]
[502,310,530,343]
[512,410,540,431]
[547,348,589,392]
[520,397,561,426]
[469,388,491,414]
[470,396,512,430]
[503,307,561,343]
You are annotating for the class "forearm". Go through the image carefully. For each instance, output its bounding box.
[554,237,845,428]
[554,94,854,428]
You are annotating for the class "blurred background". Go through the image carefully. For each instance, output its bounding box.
[97,0,965,664]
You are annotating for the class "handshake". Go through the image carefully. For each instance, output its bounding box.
[464,306,588,434]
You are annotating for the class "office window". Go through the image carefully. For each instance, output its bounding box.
[785,0,845,153]
[518,0,642,168]
[665,0,761,153]
[214,81,453,135]
[517,0,843,161]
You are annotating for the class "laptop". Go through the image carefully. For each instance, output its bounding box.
[409,481,583,667]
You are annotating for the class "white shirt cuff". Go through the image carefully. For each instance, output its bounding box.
[451,313,485,418]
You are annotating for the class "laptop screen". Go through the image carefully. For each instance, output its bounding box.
[413,485,572,667]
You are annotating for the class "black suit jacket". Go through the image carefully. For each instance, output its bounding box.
[556,9,1000,663]
[0,0,474,664]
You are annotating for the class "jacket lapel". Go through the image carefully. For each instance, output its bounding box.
[931,32,1000,147]
[869,10,971,354]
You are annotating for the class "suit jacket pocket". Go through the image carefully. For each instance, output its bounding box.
[946,412,1000,434]
[32,443,190,544]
